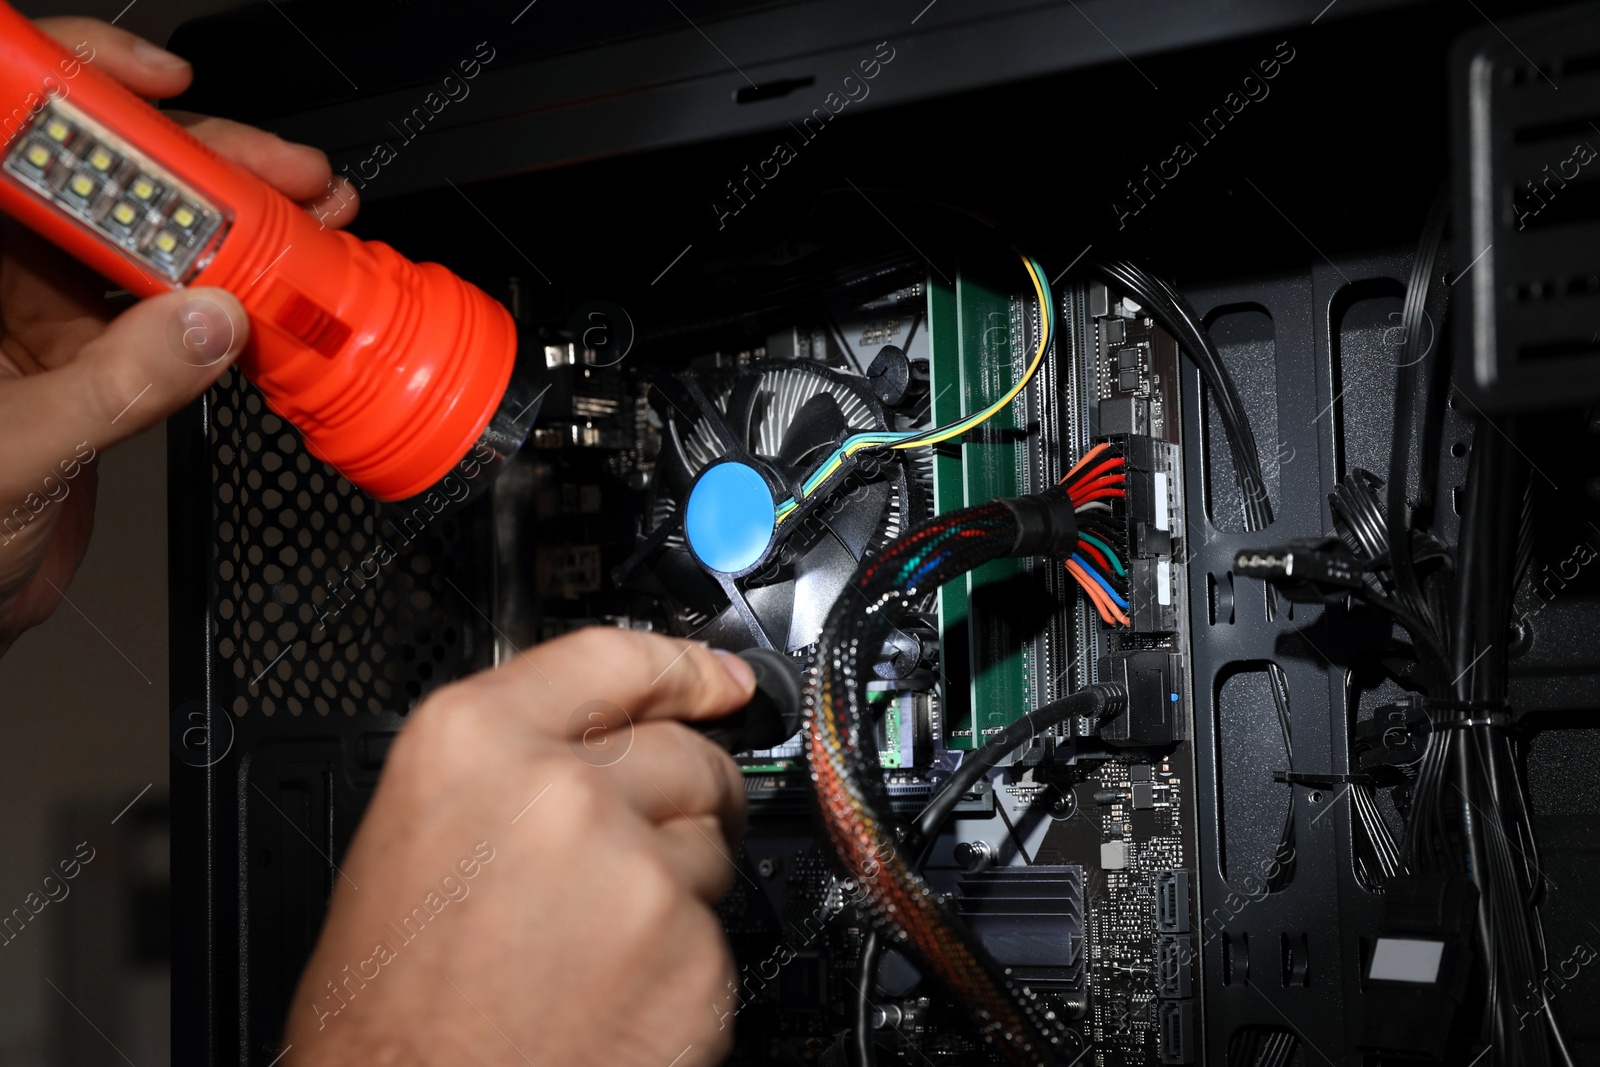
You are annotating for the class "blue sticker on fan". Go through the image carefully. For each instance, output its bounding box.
[685,462,776,574]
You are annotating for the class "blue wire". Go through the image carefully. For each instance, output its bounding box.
[1072,553,1129,609]
[908,553,945,589]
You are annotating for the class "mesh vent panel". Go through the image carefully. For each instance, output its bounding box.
[208,370,480,717]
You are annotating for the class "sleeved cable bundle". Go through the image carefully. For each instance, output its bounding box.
[804,487,1119,1067]
[1059,440,1131,626]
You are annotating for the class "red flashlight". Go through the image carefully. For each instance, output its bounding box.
[0,3,533,502]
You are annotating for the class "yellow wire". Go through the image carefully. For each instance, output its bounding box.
[893,254,1049,449]
[773,252,1049,525]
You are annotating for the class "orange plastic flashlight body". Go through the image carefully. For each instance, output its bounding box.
[0,3,517,501]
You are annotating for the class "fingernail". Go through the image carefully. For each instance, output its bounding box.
[133,39,191,70]
[711,648,756,692]
[168,294,246,368]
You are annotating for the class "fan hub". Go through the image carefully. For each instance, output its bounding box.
[685,461,778,575]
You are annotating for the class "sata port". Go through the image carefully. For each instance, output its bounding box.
[1156,935,1193,998]
[1159,1000,1195,1064]
[1155,869,1190,934]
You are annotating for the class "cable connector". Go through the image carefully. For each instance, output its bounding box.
[1234,536,1365,603]
[1002,486,1080,558]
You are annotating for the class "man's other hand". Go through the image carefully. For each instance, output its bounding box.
[286,627,757,1067]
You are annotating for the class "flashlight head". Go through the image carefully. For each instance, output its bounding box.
[384,345,547,514]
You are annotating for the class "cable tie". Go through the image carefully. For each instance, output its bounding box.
[1425,713,1513,731]
[1272,770,1377,787]
[1419,697,1508,714]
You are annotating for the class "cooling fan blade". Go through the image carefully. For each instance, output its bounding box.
[777,391,849,473]
[621,360,922,653]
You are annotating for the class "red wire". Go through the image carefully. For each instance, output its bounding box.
[1059,440,1110,484]
[1077,538,1113,574]
[1074,488,1127,505]
[1068,474,1127,503]
[1070,455,1124,488]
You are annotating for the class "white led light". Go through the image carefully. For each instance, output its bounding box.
[2,100,229,283]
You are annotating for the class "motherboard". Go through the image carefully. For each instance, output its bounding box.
[497,254,1202,1065]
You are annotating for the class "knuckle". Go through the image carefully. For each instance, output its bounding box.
[553,625,634,664]
[537,764,613,836]
[87,342,160,420]
[395,685,489,775]
[627,853,684,925]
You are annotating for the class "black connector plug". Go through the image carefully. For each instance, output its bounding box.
[1002,486,1079,558]
[1234,537,1365,603]
[689,648,805,754]
[1097,651,1184,747]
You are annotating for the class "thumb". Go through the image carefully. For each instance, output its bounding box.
[0,288,246,502]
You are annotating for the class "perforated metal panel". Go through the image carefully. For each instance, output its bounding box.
[206,368,486,719]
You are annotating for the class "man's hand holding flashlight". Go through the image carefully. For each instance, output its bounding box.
[0,17,356,654]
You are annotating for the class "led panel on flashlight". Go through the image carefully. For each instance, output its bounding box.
[2,100,229,283]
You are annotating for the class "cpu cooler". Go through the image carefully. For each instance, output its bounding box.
[615,359,927,654]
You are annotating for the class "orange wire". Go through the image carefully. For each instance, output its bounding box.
[1067,558,1131,626]
[1066,558,1116,625]
[1059,440,1111,484]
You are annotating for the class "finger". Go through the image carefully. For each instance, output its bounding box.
[35,18,193,100]
[0,288,245,505]
[168,112,337,205]
[498,628,758,734]
[653,814,741,904]
[307,176,361,230]
[594,722,746,838]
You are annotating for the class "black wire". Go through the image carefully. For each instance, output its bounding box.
[1086,260,1273,532]
[914,692,1114,853]
[852,931,880,1067]
[1386,187,1452,684]
[1266,664,1298,893]
[1451,418,1568,1067]
[851,688,1122,1067]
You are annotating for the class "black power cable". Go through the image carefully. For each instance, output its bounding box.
[1088,260,1274,532]
[1386,188,1453,682]
[1227,192,1569,1064]
[1370,192,1569,1066]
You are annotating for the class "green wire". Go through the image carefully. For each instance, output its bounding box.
[1079,531,1125,576]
